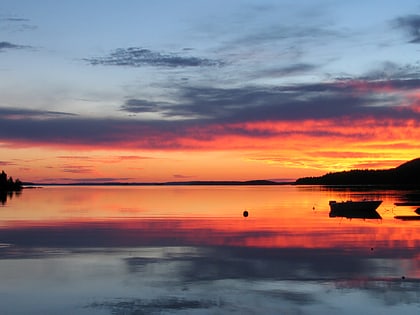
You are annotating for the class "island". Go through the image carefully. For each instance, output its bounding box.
[0,170,22,191]
[295,158,420,186]
[0,170,22,205]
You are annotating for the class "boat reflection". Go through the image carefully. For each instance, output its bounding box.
[394,207,420,221]
[394,215,420,221]
[329,208,382,219]
[394,199,420,221]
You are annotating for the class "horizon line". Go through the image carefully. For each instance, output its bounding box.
[22,179,295,186]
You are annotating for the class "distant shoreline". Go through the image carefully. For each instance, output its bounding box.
[23,180,292,187]
[21,181,420,189]
[19,157,420,188]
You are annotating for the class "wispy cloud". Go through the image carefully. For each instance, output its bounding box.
[0,41,32,51]
[237,24,338,46]
[58,155,154,163]
[51,177,134,183]
[120,99,169,113]
[256,63,318,78]
[84,47,224,68]
[0,107,77,119]
[0,161,15,166]
[0,16,37,32]
[394,14,420,43]
[61,164,93,174]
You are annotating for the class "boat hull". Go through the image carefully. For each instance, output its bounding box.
[329,200,382,219]
[329,200,382,212]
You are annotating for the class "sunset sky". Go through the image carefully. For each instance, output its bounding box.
[1,0,420,183]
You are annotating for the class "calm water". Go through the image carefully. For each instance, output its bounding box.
[1,185,420,314]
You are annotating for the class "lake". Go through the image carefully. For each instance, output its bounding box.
[0,185,420,314]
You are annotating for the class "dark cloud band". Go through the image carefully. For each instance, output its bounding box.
[1,75,419,149]
[84,47,224,68]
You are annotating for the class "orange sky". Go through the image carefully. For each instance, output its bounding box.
[1,112,419,183]
[1,119,419,183]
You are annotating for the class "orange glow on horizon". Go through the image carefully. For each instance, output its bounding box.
[1,114,419,182]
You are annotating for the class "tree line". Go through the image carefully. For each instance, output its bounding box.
[0,170,22,191]
[295,158,420,186]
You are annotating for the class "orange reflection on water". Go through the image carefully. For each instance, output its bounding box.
[1,186,420,251]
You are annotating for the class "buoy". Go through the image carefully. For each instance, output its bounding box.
[243,210,249,217]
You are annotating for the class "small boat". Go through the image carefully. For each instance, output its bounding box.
[329,200,382,219]
[329,200,382,212]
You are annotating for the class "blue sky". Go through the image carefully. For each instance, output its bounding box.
[2,0,419,114]
[1,0,420,182]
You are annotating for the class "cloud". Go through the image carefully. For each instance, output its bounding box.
[0,16,37,32]
[221,23,341,56]
[57,154,155,166]
[61,164,93,174]
[120,99,166,113]
[361,61,420,81]
[57,155,94,161]
[55,177,134,183]
[116,155,154,161]
[1,71,420,150]
[0,41,31,51]
[394,14,420,43]
[84,47,224,68]
[257,63,318,78]
[0,161,15,166]
[129,78,420,123]
[0,107,77,119]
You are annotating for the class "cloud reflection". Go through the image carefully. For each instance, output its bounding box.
[124,246,386,282]
[88,297,220,315]
[93,246,420,313]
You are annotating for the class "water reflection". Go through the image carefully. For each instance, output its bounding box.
[90,244,420,314]
[0,190,21,205]
[0,185,420,314]
[394,215,420,221]
[329,208,382,219]
[393,193,420,221]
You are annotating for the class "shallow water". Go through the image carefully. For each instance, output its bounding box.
[0,185,419,314]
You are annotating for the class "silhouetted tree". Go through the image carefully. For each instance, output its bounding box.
[0,170,22,191]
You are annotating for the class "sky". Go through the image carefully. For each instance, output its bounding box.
[1,0,420,183]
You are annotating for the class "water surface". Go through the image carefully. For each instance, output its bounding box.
[0,185,419,314]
